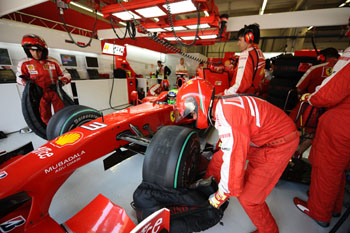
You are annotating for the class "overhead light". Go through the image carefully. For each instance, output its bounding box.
[120,22,127,26]
[112,11,141,20]
[181,36,197,40]
[164,26,187,31]
[186,24,210,29]
[135,6,166,18]
[147,28,166,32]
[70,2,104,17]
[338,0,350,7]
[163,0,196,14]
[307,26,314,31]
[259,0,268,15]
[164,37,178,41]
[204,11,209,17]
[199,35,217,39]
[154,17,160,22]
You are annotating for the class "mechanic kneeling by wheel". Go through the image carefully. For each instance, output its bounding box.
[175,78,299,233]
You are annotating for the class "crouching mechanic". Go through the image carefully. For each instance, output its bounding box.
[17,34,71,124]
[175,78,299,233]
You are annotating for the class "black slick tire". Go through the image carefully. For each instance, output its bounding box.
[46,105,101,140]
[143,125,200,188]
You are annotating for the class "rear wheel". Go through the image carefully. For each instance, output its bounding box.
[142,125,200,188]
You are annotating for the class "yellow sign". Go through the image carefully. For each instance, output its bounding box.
[51,132,83,148]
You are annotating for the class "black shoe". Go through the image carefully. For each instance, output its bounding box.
[332,212,341,218]
[314,220,330,228]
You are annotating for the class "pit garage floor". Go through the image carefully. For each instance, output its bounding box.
[1,131,349,233]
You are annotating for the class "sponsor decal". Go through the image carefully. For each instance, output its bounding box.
[130,208,169,233]
[26,64,38,74]
[44,150,85,174]
[322,67,333,77]
[170,111,175,123]
[50,132,83,148]
[215,81,222,86]
[81,122,107,131]
[219,133,232,138]
[0,171,8,179]
[0,216,25,233]
[33,146,54,159]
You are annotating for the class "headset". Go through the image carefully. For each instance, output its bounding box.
[243,25,254,44]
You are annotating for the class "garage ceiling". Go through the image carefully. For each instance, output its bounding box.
[0,0,349,53]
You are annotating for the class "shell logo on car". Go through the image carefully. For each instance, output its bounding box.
[51,132,83,148]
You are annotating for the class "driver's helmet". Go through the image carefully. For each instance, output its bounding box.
[167,89,178,104]
[161,79,170,91]
[175,78,215,129]
[21,34,48,60]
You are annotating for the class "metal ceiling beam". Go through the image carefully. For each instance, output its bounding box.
[226,8,349,32]
[0,0,48,17]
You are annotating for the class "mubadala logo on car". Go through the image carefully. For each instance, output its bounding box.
[44,150,85,174]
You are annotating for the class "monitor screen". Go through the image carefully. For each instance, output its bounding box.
[86,56,99,68]
[60,54,77,67]
[66,68,81,80]
[87,69,100,79]
[0,69,16,83]
[0,48,12,66]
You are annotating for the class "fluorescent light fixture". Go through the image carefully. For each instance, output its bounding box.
[164,37,178,41]
[70,2,104,17]
[181,36,196,40]
[199,35,217,39]
[307,26,314,31]
[338,0,349,7]
[186,24,210,29]
[164,26,187,31]
[135,6,166,18]
[163,0,196,14]
[154,17,160,22]
[112,11,141,20]
[147,28,166,32]
[259,0,268,15]
[119,22,127,26]
[204,11,209,17]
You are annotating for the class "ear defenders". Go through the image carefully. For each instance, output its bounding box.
[244,26,254,44]
[317,54,326,63]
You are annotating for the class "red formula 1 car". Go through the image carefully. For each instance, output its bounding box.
[0,70,233,233]
[0,90,182,233]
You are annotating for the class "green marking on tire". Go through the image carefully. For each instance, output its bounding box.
[174,131,196,188]
[60,109,101,135]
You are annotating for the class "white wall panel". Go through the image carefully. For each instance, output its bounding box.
[227,8,349,31]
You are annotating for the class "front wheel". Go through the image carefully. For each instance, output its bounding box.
[46,105,101,140]
[142,125,200,188]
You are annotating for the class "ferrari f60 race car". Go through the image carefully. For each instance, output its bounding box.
[0,60,316,233]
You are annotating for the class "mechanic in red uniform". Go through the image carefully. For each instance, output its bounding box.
[293,22,350,227]
[16,34,71,124]
[175,78,299,233]
[289,48,339,157]
[296,48,339,95]
[147,79,169,96]
[224,24,265,95]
